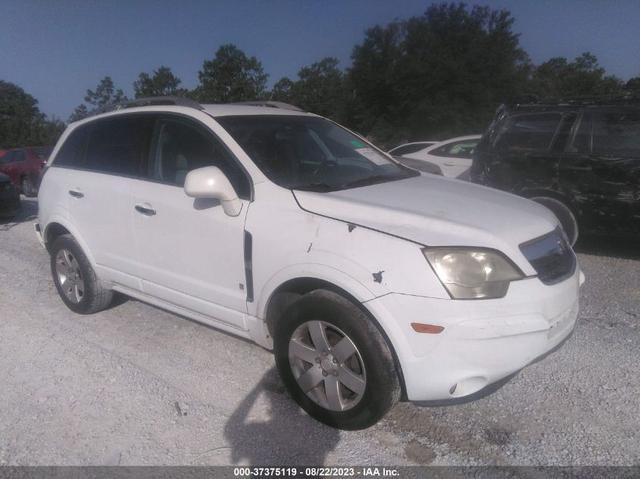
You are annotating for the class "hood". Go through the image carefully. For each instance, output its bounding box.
[293,174,559,272]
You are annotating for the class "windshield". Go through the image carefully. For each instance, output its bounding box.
[217,115,418,191]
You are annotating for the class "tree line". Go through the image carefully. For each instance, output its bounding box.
[2,2,639,150]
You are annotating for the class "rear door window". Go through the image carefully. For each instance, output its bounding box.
[592,109,640,157]
[430,139,479,158]
[84,116,154,176]
[14,150,26,162]
[390,143,432,155]
[495,113,562,152]
[0,151,14,164]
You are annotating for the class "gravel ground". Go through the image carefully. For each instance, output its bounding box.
[0,198,638,466]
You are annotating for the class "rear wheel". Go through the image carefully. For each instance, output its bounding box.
[531,196,579,246]
[50,234,113,314]
[274,289,400,430]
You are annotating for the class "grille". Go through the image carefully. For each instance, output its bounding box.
[519,227,576,285]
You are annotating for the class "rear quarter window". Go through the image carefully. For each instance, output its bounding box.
[53,127,89,168]
[494,113,562,153]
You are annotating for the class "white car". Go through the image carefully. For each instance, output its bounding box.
[393,135,481,178]
[388,141,438,156]
[37,98,583,430]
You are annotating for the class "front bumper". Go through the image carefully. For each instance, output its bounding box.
[365,267,584,401]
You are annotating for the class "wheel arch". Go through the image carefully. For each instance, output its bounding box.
[263,275,409,401]
[43,219,97,266]
[519,187,580,217]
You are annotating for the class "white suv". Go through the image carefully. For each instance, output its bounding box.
[37,98,583,430]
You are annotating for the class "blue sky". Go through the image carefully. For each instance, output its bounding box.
[1,0,639,120]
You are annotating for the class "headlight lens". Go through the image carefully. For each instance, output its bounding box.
[423,248,524,299]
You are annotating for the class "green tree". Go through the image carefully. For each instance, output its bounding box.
[272,58,348,120]
[294,58,346,119]
[196,44,268,102]
[624,76,640,94]
[68,104,89,123]
[0,80,62,148]
[530,52,623,98]
[349,3,530,145]
[84,76,127,109]
[348,21,406,142]
[69,76,128,122]
[133,66,184,98]
[0,80,41,148]
[270,77,295,103]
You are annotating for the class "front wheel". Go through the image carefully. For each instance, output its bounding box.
[274,289,400,430]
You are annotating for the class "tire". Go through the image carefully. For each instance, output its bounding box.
[50,234,113,314]
[531,196,579,246]
[274,289,400,430]
[21,176,37,198]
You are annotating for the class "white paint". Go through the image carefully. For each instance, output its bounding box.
[38,105,582,404]
[399,135,482,178]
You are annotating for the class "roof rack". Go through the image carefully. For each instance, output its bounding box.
[508,93,640,108]
[86,96,204,119]
[232,100,303,112]
[117,96,204,111]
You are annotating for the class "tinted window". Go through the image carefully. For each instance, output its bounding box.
[431,139,479,158]
[390,143,432,155]
[54,126,89,167]
[150,117,250,198]
[0,151,14,164]
[31,147,53,159]
[592,110,640,157]
[14,150,26,162]
[495,113,562,152]
[85,116,154,176]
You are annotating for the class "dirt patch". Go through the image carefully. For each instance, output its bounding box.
[404,439,436,464]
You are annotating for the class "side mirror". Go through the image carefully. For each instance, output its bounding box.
[184,166,242,217]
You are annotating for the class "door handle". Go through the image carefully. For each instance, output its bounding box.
[68,189,84,198]
[135,203,156,216]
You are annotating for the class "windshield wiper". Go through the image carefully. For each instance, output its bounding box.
[338,173,409,190]
[291,182,338,192]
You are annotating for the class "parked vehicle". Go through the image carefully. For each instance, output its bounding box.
[471,99,640,245]
[0,146,53,197]
[37,97,583,430]
[0,172,20,218]
[391,135,481,178]
[388,141,438,156]
[392,156,443,175]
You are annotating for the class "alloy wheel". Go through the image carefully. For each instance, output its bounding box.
[55,249,85,303]
[288,320,366,412]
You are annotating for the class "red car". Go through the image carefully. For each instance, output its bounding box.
[0,146,52,197]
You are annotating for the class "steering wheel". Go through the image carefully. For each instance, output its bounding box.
[311,158,338,179]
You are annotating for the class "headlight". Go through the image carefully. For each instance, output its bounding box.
[423,248,524,299]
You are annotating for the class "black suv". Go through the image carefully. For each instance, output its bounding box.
[471,100,640,244]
